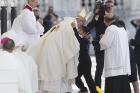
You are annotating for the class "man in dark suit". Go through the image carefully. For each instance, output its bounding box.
[130,19,140,79]
[87,0,114,88]
[43,6,58,33]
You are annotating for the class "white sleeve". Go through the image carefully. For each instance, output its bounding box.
[21,11,38,34]
[99,26,115,50]
[36,21,44,35]
[16,61,33,93]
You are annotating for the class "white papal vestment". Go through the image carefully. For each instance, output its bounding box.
[27,17,80,93]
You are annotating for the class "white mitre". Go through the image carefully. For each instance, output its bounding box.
[77,8,87,21]
[84,12,94,26]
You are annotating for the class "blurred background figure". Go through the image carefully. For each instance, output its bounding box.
[33,7,40,20]
[43,6,58,33]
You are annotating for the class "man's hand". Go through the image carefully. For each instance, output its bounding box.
[100,34,103,39]
[38,18,43,25]
[71,22,76,28]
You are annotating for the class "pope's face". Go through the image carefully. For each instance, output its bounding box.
[76,18,85,28]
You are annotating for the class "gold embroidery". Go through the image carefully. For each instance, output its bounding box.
[50,25,60,32]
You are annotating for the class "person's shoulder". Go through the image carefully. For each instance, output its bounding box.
[82,37,89,42]
[105,25,120,35]
[110,25,118,28]
[0,51,13,59]
[21,9,33,15]
[106,25,116,31]
[45,14,51,18]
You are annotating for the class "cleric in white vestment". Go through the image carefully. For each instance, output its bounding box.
[99,15,131,93]
[0,37,34,93]
[13,49,38,93]
[2,0,44,51]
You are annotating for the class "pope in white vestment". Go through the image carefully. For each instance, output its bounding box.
[0,50,34,93]
[2,4,44,50]
[27,17,80,93]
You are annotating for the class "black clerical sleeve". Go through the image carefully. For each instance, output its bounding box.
[131,29,140,46]
[72,27,82,42]
[87,17,95,30]
[72,28,90,60]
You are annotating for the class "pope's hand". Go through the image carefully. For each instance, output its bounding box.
[71,22,76,28]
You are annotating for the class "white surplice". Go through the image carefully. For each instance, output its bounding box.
[0,50,33,93]
[99,25,131,78]
[27,17,80,92]
[2,8,44,49]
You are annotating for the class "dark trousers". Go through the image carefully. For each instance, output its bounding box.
[135,55,140,78]
[105,75,131,93]
[137,62,140,78]
[128,47,138,82]
[134,50,140,78]
[75,62,97,93]
[94,47,104,87]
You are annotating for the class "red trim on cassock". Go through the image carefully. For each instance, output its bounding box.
[24,4,33,11]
